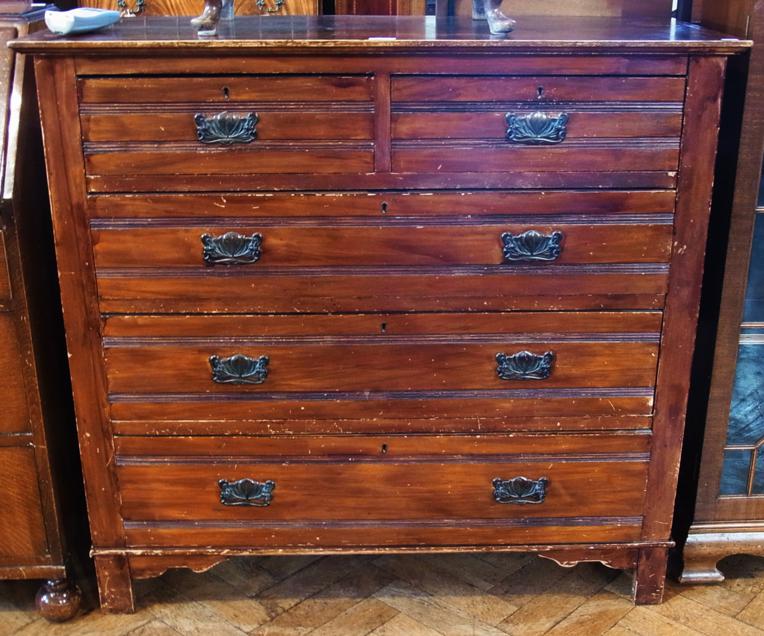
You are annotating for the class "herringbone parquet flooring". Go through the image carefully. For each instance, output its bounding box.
[4,553,764,635]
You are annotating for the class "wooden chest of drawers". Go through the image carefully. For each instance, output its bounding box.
[13,14,748,611]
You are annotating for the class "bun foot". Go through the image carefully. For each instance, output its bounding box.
[36,578,82,623]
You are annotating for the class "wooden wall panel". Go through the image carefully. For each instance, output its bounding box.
[453,0,673,18]
[691,0,754,37]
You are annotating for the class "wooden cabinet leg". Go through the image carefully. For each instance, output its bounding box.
[35,578,82,622]
[633,547,668,605]
[94,555,135,613]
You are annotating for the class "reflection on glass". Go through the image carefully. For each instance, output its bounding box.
[721,449,752,495]
[744,214,764,323]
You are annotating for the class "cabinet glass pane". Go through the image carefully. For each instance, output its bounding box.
[743,214,764,323]
[721,449,752,495]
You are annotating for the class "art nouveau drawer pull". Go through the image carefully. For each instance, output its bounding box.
[496,351,555,380]
[492,477,549,504]
[194,112,258,144]
[209,354,269,385]
[202,232,263,266]
[256,0,286,13]
[219,478,275,507]
[501,230,564,262]
[506,112,569,144]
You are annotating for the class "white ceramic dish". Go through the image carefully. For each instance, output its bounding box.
[44,8,121,36]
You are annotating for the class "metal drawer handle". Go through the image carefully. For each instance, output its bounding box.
[496,351,555,381]
[256,0,286,13]
[202,232,263,266]
[210,354,269,385]
[493,477,549,504]
[219,479,275,507]
[501,230,564,263]
[506,112,569,145]
[117,0,145,16]
[195,112,258,144]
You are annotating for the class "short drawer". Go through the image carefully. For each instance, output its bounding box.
[116,455,649,524]
[91,221,673,269]
[391,75,683,175]
[79,74,376,185]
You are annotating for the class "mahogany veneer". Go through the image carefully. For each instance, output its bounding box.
[12,14,749,611]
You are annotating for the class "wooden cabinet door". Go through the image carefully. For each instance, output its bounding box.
[0,447,48,562]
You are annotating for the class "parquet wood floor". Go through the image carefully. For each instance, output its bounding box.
[3,553,764,635]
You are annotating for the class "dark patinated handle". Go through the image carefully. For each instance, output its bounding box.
[194,112,258,144]
[506,112,569,145]
[493,477,549,504]
[256,0,286,12]
[210,354,269,385]
[501,230,564,263]
[202,232,263,266]
[219,479,275,507]
[496,351,555,381]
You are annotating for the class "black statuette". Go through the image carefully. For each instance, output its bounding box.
[496,351,555,381]
[210,354,269,385]
[195,112,258,144]
[506,112,569,145]
[202,232,263,266]
[493,477,549,504]
[219,479,275,507]
[501,230,564,262]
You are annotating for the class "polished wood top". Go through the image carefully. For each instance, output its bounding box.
[10,15,751,54]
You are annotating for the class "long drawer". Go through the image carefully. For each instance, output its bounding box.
[104,312,659,435]
[115,434,649,530]
[91,221,673,269]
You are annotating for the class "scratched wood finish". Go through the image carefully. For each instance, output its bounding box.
[392,110,684,140]
[88,190,678,218]
[15,15,747,611]
[82,111,375,142]
[109,397,655,436]
[114,432,652,457]
[95,269,670,314]
[116,458,649,522]
[391,76,686,103]
[92,223,673,268]
[79,75,374,103]
[102,311,663,337]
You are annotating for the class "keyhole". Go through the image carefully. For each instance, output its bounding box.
[381,444,389,455]
[222,86,230,100]
[381,201,389,214]
[536,86,545,100]
[380,322,387,333]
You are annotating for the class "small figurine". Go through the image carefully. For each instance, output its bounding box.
[191,0,222,36]
[473,0,516,35]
